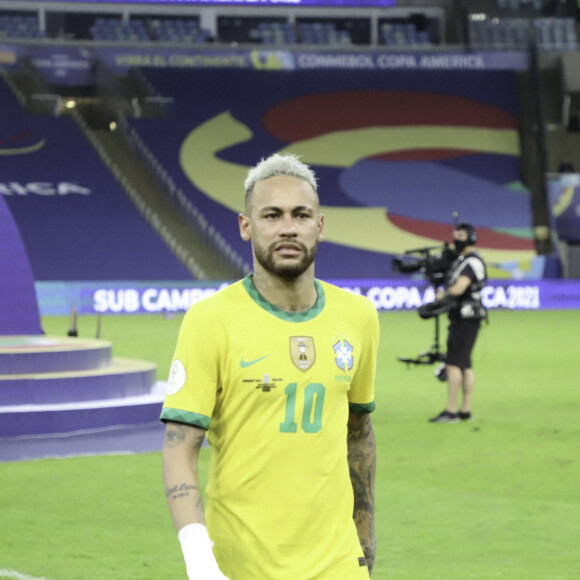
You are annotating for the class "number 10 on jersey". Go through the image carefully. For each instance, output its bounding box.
[280,383,326,434]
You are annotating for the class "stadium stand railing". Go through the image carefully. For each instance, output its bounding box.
[69,106,209,279]
[0,69,27,107]
[120,67,249,278]
[117,108,250,277]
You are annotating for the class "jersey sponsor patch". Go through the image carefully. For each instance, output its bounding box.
[290,336,315,371]
[166,359,187,395]
[333,339,354,371]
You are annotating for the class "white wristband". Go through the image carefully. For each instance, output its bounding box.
[178,523,229,580]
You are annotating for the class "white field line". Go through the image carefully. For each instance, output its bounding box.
[0,570,52,580]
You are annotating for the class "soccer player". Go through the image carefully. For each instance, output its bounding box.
[161,153,379,579]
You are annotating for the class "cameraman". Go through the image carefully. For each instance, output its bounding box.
[429,223,487,424]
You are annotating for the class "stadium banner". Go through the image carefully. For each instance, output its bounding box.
[94,47,530,72]
[0,45,529,75]
[96,47,253,71]
[27,46,96,86]
[547,172,580,243]
[290,50,528,71]
[35,278,580,316]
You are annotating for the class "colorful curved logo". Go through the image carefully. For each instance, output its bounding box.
[179,88,538,278]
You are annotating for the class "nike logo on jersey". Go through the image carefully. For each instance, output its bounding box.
[240,355,270,368]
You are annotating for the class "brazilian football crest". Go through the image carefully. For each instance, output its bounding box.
[333,339,354,372]
[290,337,315,371]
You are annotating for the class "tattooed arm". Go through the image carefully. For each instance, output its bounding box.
[162,421,207,531]
[347,411,377,576]
[163,422,230,579]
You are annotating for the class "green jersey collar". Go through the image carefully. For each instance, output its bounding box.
[243,274,325,322]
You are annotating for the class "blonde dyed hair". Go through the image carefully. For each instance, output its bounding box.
[244,153,318,210]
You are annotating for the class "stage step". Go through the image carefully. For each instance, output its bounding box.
[0,382,165,437]
[0,334,164,437]
[0,336,112,374]
[0,357,156,405]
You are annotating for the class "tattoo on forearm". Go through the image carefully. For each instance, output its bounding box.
[191,431,205,453]
[361,538,377,575]
[164,423,205,452]
[165,482,199,501]
[348,414,377,575]
[164,424,187,448]
[165,481,205,521]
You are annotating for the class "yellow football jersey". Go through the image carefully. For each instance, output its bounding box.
[161,275,378,580]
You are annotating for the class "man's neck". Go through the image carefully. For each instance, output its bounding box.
[251,269,318,313]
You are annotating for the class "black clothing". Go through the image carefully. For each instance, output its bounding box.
[446,319,481,369]
[446,251,487,322]
[444,250,487,368]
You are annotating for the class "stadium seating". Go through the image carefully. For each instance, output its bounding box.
[88,15,214,44]
[252,21,297,45]
[0,77,193,281]
[89,17,151,43]
[0,13,45,39]
[150,17,212,44]
[298,21,352,45]
[380,22,432,46]
[468,15,578,50]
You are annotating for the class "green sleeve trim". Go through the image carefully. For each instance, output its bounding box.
[160,408,211,430]
[349,401,376,415]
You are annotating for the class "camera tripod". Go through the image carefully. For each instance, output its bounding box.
[397,315,447,368]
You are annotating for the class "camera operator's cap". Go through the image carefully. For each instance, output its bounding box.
[455,222,477,245]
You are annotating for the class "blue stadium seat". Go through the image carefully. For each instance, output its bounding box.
[151,17,209,44]
[89,18,152,42]
[469,14,577,51]
[298,21,350,45]
[0,14,44,39]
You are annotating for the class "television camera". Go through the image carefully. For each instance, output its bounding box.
[392,242,458,380]
[392,242,456,288]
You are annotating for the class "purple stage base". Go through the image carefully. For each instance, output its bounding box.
[0,193,42,335]
[0,421,168,462]
[0,336,112,374]
[0,335,162,437]
[0,393,164,437]
[0,359,156,405]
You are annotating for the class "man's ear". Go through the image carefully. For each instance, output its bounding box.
[239,213,251,241]
[317,214,325,243]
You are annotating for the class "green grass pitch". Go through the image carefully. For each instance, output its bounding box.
[1,309,579,579]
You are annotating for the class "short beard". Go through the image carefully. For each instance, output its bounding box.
[254,241,318,280]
